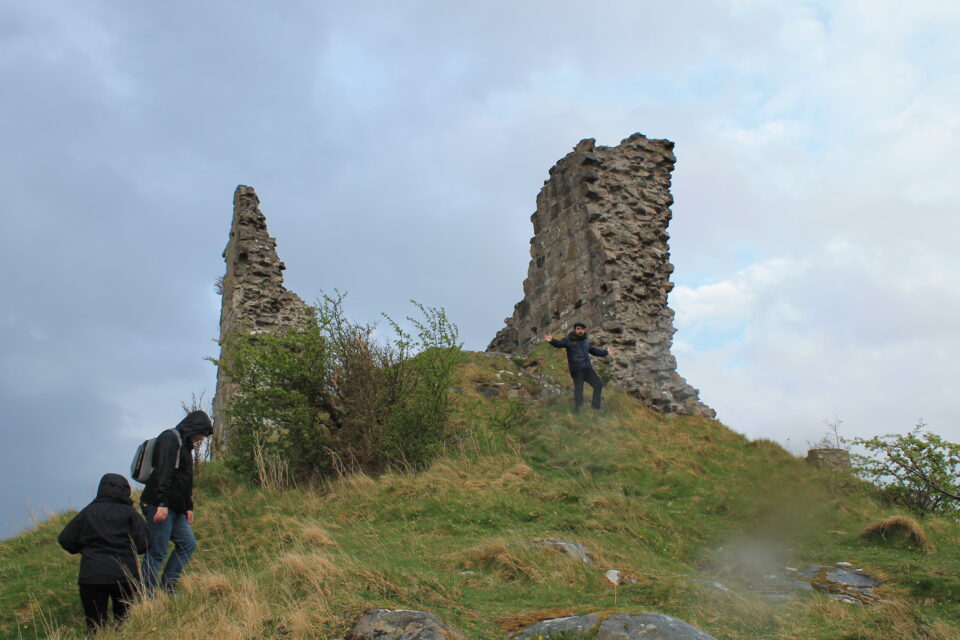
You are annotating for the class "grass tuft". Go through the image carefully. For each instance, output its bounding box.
[861,515,932,551]
[302,526,338,547]
[180,571,234,597]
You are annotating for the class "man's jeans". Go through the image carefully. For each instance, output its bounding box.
[140,503,196,593]
[571,367,603,411]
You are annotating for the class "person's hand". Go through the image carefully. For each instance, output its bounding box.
[544,333,553,341]
[186,510,195,525]
[153,506,168,523]
[609,348,617,356]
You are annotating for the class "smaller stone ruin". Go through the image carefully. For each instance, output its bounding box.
[212,186,314,448]
[805,448,852,470]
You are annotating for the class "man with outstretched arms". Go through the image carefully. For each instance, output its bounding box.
[545,322,616,412]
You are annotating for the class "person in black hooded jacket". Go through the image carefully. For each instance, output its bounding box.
[58,473,148,633]
[139,410,213,593]
[544,322,617,411]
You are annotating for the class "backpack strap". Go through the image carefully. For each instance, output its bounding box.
[168,428,183,470]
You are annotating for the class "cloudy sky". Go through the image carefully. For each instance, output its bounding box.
[2,1,958,538]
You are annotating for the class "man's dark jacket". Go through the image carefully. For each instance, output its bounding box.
[549,332,609,372]
[140,411,213,514]
[58,473,149,585]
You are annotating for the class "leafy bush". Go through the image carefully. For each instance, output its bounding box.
[212,294,462,483]
[851,422,960,517]
[213,322,336,481]
[380,303,463,468]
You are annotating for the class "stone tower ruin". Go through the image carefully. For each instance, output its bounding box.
[488,134,713,417]
[212,186,314,448]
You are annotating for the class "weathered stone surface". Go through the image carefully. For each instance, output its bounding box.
[805,448,852,469]
[605,569,638,586]
[511,614,718,639]
[348,608,464,640]
[796,565,880,603]
[475,369,531,400]
[596,614,719,640]
[743,564,880,603]
[212,186,314,448]
[511,614,600,638]
[523,538,594,565]
[487,134,713,417]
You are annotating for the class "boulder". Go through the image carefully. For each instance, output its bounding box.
[347,608,464,640]
[512,614,600,638]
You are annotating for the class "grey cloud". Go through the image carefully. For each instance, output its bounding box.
[2,0,959,538]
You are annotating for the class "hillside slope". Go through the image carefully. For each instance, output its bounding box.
[3,347,959,639]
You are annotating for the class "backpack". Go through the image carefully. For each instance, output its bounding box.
[130,429,182,484]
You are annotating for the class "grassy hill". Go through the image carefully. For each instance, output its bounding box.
[3,346,959,639]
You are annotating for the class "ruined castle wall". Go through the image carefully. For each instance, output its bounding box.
[212,186,314,449]
[488,134,713,417]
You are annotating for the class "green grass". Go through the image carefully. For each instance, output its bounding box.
[2,349,960,639]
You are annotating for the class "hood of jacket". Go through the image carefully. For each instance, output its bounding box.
[175,410,214,441]
[95,473,132,505]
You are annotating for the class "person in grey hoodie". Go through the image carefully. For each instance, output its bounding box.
[58,473,148,633]
[139,410,213,593]
[545,322,617,411]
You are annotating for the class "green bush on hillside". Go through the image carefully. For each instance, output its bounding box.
[851,422,960,518]
[212,294,463,484]
[380,301,464,468]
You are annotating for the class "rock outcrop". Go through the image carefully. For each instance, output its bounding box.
[347,608,464,640]
[212,186,314,448]
[488,134,712,417]
[511,613,719,639]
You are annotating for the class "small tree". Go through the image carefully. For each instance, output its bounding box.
[810,417,847,450]
[851,422,960,518]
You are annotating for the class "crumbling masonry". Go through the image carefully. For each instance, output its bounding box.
[487,134,714,417]
[212,186,314,448]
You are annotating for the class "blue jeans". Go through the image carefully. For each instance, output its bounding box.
[140,503,196,593]
[571,367,603,411]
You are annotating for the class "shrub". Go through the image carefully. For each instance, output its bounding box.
[380,302,464,468]
[851,422,960,518]
[212,294,462,483]
[487,398,533,440]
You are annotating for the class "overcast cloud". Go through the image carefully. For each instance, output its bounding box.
[1,0,958,538]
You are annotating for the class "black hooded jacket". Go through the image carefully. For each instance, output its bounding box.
[549,332,609,372]
[140,411,213,513]
[58,473,148,585]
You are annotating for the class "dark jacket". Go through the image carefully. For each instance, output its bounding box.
[549,332,609,371]
[58,473,149,585]
[140,411,213,513]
